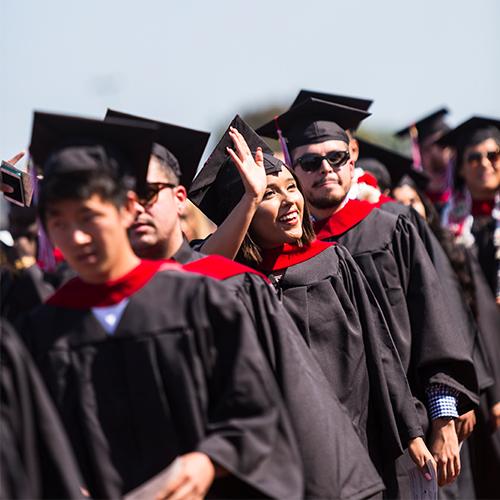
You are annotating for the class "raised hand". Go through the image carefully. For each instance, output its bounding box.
[226,127,267,203]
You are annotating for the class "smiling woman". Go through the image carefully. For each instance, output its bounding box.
[239,166,315,267]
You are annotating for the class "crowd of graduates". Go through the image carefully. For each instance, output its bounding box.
[1,89,499,499]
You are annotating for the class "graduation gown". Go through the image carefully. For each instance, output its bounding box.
[465,248,500,500]
[0,319,85,499]
[378,200,492,395]
[20,260,303,499]
[241,240,424,494]
[472,214,497,296]
[1,264,55,324]
[314,200,479,422]
[178,243,385,499]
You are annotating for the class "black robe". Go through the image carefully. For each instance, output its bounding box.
[20,261,303,499]
[1,264,55,324]
[379,200,492,395]
[0,319,85,499]
[472,215,497,296]
[178,242,385,499]
[314,200,479,422]
[465,248,500,500]
[244,241,424,496]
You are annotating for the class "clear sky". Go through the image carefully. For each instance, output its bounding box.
[1,0,499,158]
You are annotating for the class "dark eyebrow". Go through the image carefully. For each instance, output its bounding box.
[266,175,296,190]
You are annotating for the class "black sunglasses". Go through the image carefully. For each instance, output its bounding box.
[294,150,350,172]
[466,149,499,165]
[137,182,177,207]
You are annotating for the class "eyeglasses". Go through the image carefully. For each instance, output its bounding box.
[294,150,350,172]
[466,149,499,165]
[137,182,177,207]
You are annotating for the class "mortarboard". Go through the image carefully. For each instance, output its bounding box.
[395,108,450,143]
[256,98,371,152]
[189,115,285,225]
[29,111,158,194]
[291,89,373,112]
[105,109,210,188]
[436,116,500,149]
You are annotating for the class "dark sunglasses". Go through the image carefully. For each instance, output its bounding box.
[137,182,177,207]
[294,150,350,172]
[466,149,500,165]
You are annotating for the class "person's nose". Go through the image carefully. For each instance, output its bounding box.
[134,200,145,214]
[281,189,295,207]
[319,158,334,175]
[72,228,92,246]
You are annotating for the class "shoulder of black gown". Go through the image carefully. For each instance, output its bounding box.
[171,239,205,264]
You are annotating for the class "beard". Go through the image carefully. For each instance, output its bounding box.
[306,189,347,210]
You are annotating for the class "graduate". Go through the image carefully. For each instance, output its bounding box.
[189,115,437,497]
[395,108,453,215]
[256,98,479,488]
[104,110,385,499]
[19,111,304,499]
[437,116,500,498]
[439,116,500,301]
[104,108,211,264]
[393,172,500,499]
[355,143,499,498]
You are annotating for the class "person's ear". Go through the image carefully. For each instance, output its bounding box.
[174,185,188,216]
[349,138,360,163]
[348,158,355,178]
[121,191,138,228]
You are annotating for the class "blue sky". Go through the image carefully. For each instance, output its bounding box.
[1,0,499,158]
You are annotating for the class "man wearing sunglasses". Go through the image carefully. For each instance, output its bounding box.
[257,98,479,493]
[105,109,210,264]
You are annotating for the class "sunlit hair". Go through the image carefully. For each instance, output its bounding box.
[236,167,315,268]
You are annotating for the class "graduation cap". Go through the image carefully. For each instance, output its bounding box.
[105,109,210,188]
[29,111,158,193]
[256,98,371,152]
[357,137,429,190]
[291,90,373,113]
[436,116,500,149]
[395,107,450,143]
[189,115,285,225]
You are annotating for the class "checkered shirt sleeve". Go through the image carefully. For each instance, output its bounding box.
[425,383,460,420]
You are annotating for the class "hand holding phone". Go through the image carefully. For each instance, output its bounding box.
[1,152,34,207]
[1,161,25,206]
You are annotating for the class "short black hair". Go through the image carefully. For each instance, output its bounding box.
[38,169,129,226]
[150,152,180,185]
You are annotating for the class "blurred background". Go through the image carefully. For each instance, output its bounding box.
[1,0,499,224]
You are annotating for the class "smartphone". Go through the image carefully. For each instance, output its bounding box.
[1,161,25,207]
